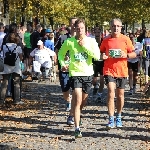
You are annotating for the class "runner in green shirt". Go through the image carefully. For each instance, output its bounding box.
[24,25,32,71]
[58,18,100,138]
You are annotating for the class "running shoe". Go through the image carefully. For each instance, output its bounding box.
[75,129,82,138]
[106,116,114,129]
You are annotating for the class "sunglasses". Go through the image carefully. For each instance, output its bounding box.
[112,25,122,28]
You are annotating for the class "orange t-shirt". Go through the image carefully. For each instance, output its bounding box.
[100,34,134,77]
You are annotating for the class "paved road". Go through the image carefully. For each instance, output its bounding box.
[0,80,149,150]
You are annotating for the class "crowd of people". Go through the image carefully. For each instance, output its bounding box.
[0,22,56,104]
[0,17,149,139]
[56,18,149,138]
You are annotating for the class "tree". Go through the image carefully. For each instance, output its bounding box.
[7,0,87,26]
[6,0,150,28]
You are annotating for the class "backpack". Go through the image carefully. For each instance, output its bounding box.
[4,45,18,66]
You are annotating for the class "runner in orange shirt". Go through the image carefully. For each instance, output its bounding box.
[100,18,136,129]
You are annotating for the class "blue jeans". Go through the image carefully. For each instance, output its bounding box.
[0,73,21,102]
[7,77,12,93]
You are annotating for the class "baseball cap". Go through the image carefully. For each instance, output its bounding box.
[46,28,51,33]
[37,40,43,45]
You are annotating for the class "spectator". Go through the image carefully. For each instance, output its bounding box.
[30,24,42,50]
[0,31,23,105]
[24,25,32,71]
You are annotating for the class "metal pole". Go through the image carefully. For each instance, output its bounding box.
[14,12,16,23]
[142,19,145,29]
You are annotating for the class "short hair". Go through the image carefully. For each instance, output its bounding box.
[9,23,17,33]
[69,17,78,23]
[94,26,100,32]
[110,18,122,26]
[27,25,32,32]
[40,29,46,37]
[66,27,71,34]
[36,24,41,30]
[74,18,85,27]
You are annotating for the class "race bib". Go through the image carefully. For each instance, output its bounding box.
[37,55,45,60]
[74,52,88,62]
[109,49,121,58]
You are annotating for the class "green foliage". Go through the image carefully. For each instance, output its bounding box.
[6,0,150,27]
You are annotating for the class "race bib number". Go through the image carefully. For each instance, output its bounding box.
[35,55,45,60]
[74,52,88,61]
[109,49,121,58]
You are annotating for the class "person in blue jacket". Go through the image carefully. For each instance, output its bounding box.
[44,29,54,51]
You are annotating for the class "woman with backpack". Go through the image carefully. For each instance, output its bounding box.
[0,23,24,105]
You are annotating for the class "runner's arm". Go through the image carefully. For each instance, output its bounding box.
[126,51,136,58]
[58,40,69,67]
[82,38,100,60]
[126,38,137,58]
[100,39,107,60]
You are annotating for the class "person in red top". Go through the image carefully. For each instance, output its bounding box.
[100,18,136,129]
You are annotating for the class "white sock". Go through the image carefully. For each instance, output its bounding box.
[75,127,80,130]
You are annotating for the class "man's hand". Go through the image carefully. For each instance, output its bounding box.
[78,38,85,47]
[121,51,127,58]
[61,65,69,72]
[65,56,69,61]
[101,53,108,60]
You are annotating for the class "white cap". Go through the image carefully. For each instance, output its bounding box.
[37,40,43,45]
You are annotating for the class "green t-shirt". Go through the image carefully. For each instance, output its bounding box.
[58,36,100,77]
[24,32,31,48]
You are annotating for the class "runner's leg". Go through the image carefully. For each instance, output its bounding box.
[115,77,127,127]
[105,75,116,129]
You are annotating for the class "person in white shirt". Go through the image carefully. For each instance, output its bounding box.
[0,23,6,80]
[29,40,56,78]
[0,23,6,50]
[128,33,143,95]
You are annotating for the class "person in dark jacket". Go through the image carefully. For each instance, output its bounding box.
[30,24,42,50]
